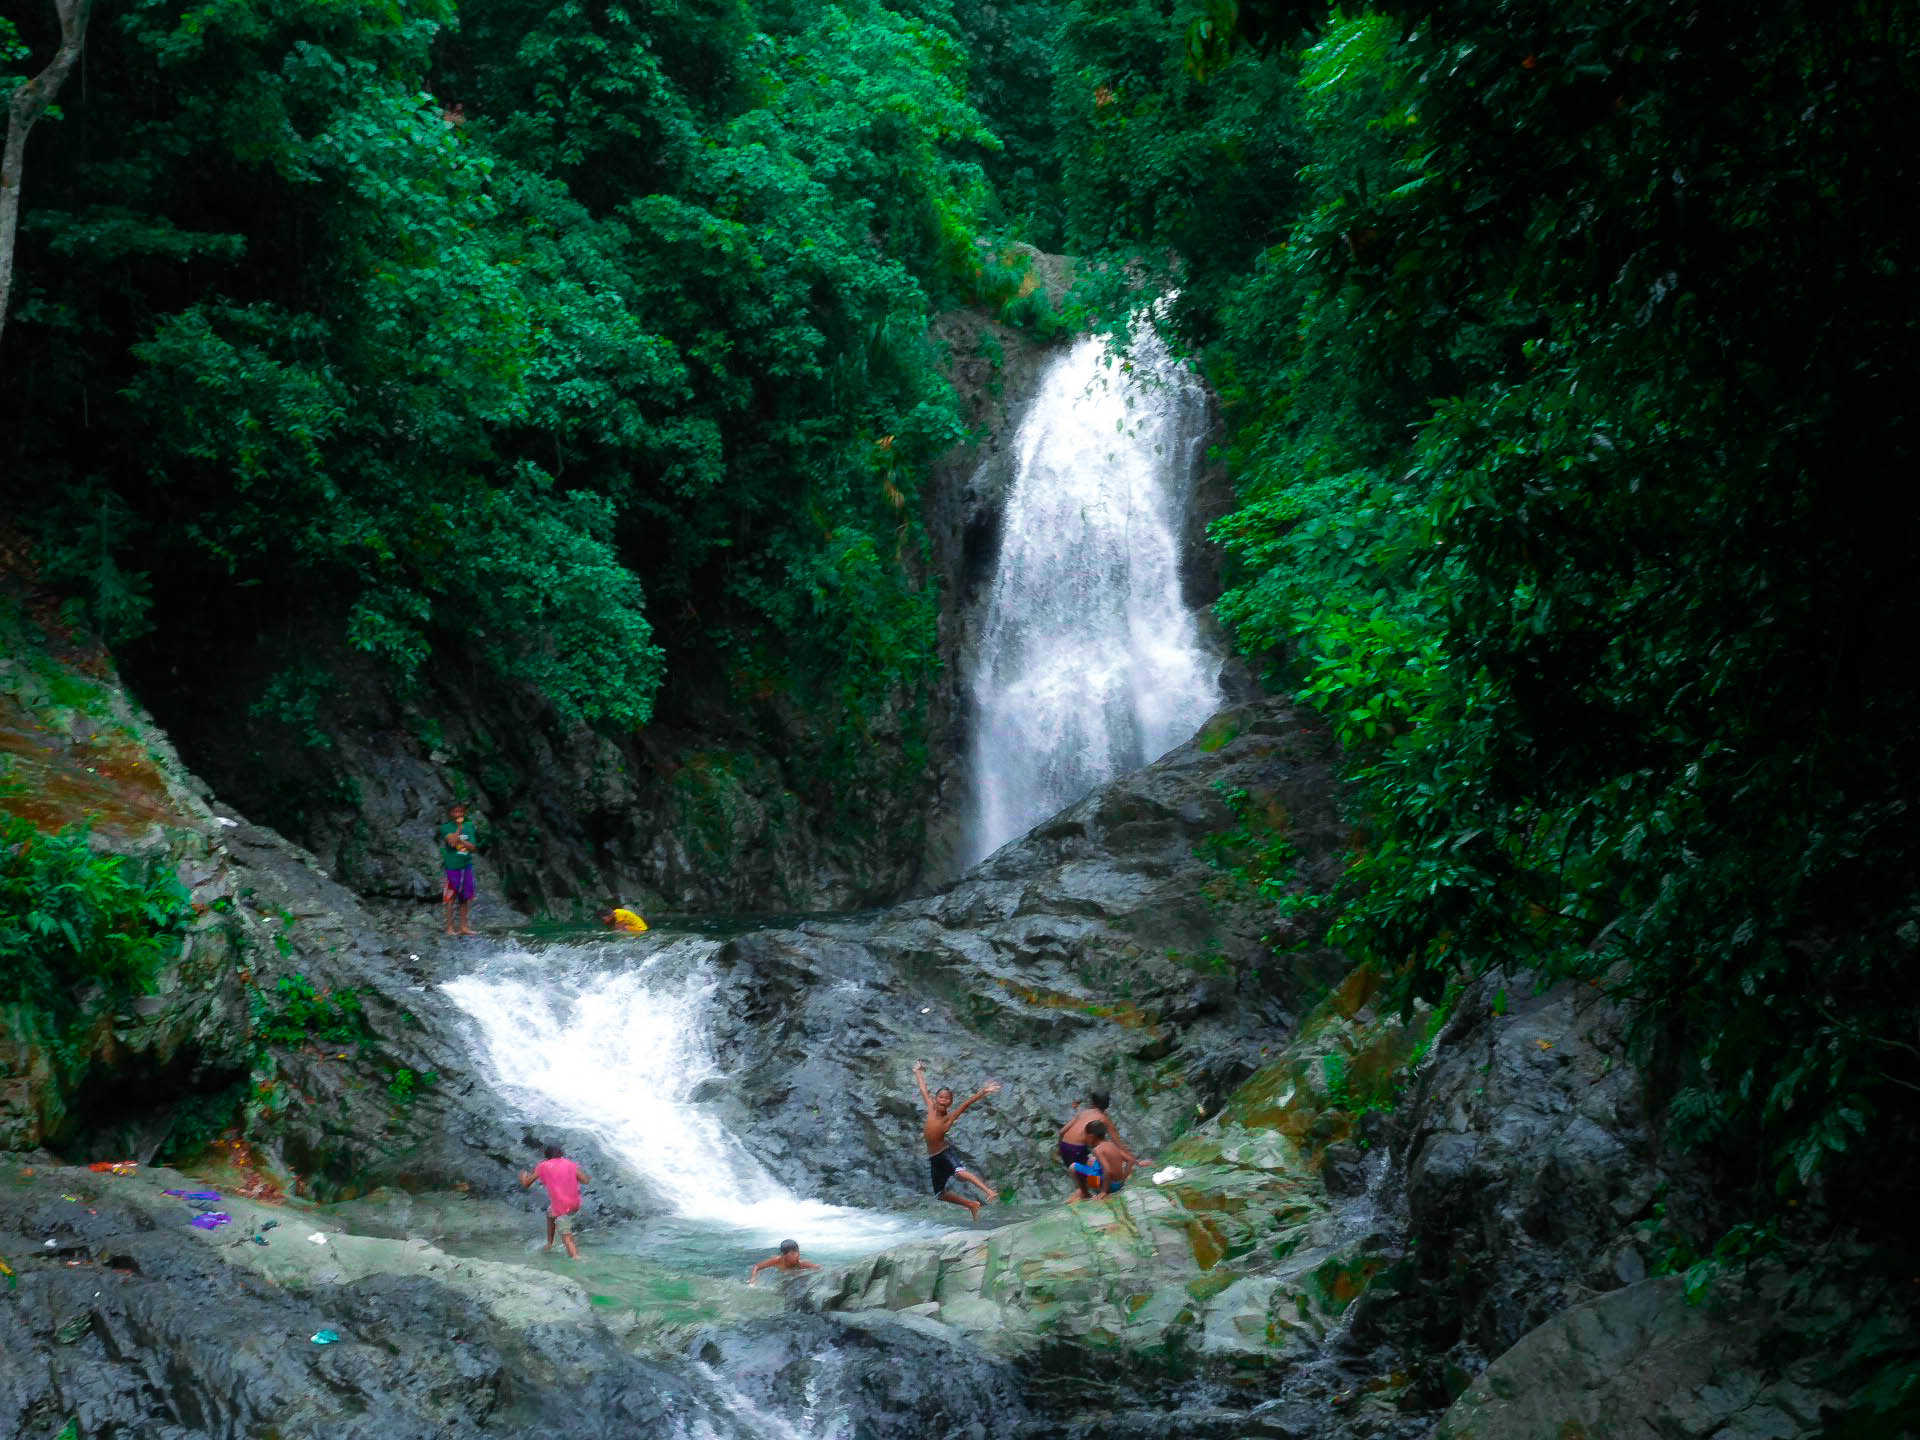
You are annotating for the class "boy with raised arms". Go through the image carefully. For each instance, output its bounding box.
[913,1060,1001,1221]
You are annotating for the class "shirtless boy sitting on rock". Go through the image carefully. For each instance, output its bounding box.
[913,1060,1000,1221]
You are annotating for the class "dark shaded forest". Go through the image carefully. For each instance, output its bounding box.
[6,0,1920,1416]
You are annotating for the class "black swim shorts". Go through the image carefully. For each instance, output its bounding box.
[929,1148,959,1194]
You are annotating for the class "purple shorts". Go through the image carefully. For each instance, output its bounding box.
[443,867,476,902]
[1058,1141,1091,1167]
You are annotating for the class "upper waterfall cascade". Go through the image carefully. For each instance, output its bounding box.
[965,328,1224,866]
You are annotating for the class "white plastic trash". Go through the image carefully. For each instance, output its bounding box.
[1151,1166,1185,1186]
[307,1233,328,1246]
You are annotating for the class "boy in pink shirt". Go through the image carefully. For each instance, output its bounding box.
[518,1143,589,1259]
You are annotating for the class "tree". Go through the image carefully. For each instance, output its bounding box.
[0,0,93,353]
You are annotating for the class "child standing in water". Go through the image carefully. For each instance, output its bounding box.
[747,1239,821,1285]
[519,1143,589,1259]
[913,1060,1001,1221]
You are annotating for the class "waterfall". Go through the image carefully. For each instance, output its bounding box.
[442,939,936,1250]
[965,327,1223,865]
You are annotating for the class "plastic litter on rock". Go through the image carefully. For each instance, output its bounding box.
[189,1212,232,1230]
[43,1238,57,1248]
[307,1232,328,1246]
[1151,1166,1186,1186]
[0,1258,15,1289]
[163,1189,223,1202]
[87,1161,138,1175]
[311,1329,340,1345]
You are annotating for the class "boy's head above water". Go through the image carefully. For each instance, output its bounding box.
[779,1239,799,1255]
[934,1087,954,1109]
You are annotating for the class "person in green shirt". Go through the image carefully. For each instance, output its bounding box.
[438,803,479,936]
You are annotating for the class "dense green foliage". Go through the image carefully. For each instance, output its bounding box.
[250,972,370,1050]
[1049,0,1920,1229]
[0,807,193,1031]
[3,0,1003,751]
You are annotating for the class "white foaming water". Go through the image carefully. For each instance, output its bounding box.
[966,326,1223,865]
[442,939,939,1253]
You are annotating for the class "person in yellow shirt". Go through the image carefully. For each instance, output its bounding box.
[604,906,648,933]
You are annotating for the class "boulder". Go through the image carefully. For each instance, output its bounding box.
[1371,971,1712,1369]
[1435,1268,1855,1440]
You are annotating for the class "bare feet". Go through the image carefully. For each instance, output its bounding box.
[961,1197,981,1223]
[459,927,479,936]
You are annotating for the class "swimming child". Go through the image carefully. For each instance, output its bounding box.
[1059,1089,1143,1203]
[748,1239,822,1285]
[913,1059,1001,1221]
[518,1143,589,1259]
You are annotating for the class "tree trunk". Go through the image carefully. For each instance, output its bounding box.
[0,0,95,355]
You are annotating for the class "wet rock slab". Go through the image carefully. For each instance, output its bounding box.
[1434,1268,1856,1440]
[0,1161,1028,1440]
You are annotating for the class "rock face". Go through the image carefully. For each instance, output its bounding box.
[691,1311,1034,1440]
[1360,971,1713,1379]
[0,608,654,1211]
[1434,1268,1855,1440]
[123,634,936,920]
[0,648,256,1156]
[701,696,1352,1209]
